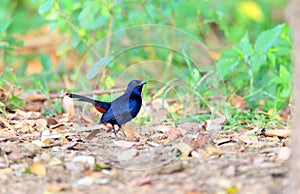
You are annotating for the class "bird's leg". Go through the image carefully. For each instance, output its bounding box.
[119,127,127,137]
[112,125,118,139]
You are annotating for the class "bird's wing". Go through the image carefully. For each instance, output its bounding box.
[100,95,142,124]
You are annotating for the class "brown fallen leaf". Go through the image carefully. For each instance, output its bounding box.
[136,177,153,186]
[277,147,291,161]
[205,117,226,131]
[264,129,290,138]
[123,125,135,138]
[238,134,259,144]
[0,168,12,174]
[178,122,205,131]
[113,140,136,148]
[46,184,64,192]
[30,161,47,176]
[0,115,14,130]
[117,149,138,161]
[86,129,101,139]
[195,133,207,147]
[0,129,16,137]
[47,117,58,126]
[167,127,182,140]
[199,146,222,158]
[24,103,41,112]
[174,142,193,157]
[156,162,185,174]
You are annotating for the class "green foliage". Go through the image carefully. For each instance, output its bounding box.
[41,99,63,116]
[217,24,291,113]
[0,0,291,124]
[0,69,25,111]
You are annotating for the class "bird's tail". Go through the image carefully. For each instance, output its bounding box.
[68,93,95,103]
[67,93,111,113]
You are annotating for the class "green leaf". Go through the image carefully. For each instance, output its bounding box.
[238,32,252,56]
[10,96,24,109]
[0,19,13,33]
[77,2,107,30]
[254,24,285,53]
[38,0,54,15]
[86,56,114,80]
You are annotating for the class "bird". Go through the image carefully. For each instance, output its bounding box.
[68,80,147,138]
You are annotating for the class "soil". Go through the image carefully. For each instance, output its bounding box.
[0,108,289,194]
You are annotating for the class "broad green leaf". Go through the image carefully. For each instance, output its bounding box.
[250,53,267,73]
[238,32,252,56]
[254,24,284,53]
[38,0,54,15]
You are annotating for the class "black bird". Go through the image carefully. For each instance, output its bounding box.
[68,80,147,138]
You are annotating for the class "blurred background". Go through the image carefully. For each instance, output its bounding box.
[0,0,290,125]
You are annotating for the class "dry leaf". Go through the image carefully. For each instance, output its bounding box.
[179,122,205,131]
[117,149,138,161]
[199,146,222,158]
[277,147,291,161]
[16,110,41,119]
[63,95,74,121]
[0,115,14,130]
[264,129,290,138]
[156,125,171,133]
[265,129,290,138]
[0,168,13,174]
[174,142,193,157]
[30,161,47,176]
[205,117,226,131]
[239,135,258,144]
[46,184,64,192]
[195,133,207,147]
[47,117,58,126]
[0,129,16,137]
[24,103,41,112]
[86,129,101,139]
[167,127,182,140]
[35,118,47,131]
[113,140,135,148]
[123,125,135,137]
[136,177,152,186]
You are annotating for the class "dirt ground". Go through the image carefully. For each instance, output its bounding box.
[0,105,290,194]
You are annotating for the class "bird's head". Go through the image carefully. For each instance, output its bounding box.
[126,80,147,93]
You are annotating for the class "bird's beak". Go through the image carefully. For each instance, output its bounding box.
[140,81,147,86]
